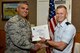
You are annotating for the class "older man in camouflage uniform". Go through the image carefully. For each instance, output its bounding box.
[5,1,40,53]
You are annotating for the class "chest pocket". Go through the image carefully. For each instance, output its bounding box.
[55,27,66,41]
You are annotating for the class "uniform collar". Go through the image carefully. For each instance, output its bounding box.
[57,19,68,28]
[17,15,28,21]
[17,15,23,19]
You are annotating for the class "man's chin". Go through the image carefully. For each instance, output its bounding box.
[22,15,27,17]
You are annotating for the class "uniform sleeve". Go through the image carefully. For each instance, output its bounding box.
[5,21,35,50]
[61,25,76,44]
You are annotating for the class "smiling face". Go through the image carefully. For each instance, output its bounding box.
[56,7,67,24]
[17,3,29,18]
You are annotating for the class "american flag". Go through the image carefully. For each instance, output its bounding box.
[48,0,56,39]
[45,0,56,53]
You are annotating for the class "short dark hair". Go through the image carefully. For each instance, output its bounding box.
[56,5,67,10]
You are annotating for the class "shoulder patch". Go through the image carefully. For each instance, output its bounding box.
[65,22,71,25]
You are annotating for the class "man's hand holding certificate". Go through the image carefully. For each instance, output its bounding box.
[31,25,50,41]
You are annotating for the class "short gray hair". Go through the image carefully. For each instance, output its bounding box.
[17,1,28,7]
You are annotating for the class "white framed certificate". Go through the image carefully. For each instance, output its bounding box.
[31,24,50,41]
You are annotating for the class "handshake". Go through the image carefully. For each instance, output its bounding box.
[33,37,50,51]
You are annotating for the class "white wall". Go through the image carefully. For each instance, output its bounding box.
[37,0,72,26]
[37,0,49,25]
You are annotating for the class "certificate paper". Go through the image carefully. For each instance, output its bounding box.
[31,25,50,41]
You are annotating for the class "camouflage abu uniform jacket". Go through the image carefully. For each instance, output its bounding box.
[5,15,34,53]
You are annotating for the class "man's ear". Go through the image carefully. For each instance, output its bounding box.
[16,7,19,11]
[54,15,58,23]
[66,12,68,17]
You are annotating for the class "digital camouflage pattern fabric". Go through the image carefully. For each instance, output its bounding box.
[5,15,34,53]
